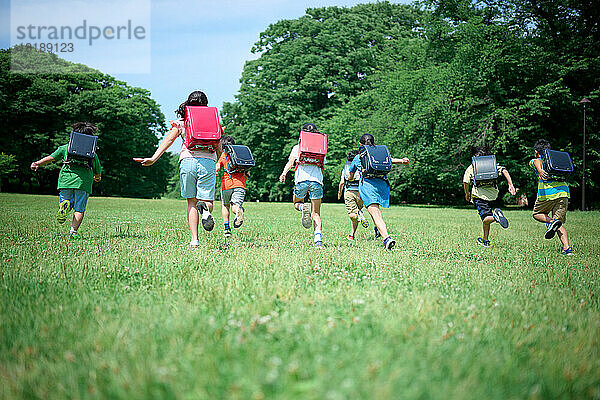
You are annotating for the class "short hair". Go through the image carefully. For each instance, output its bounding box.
[302,123,318,132]
[359,133,375,146]
[534,139,551,154]
[471,145,490,157]
[221,135,235,145]
[176,90,209,118]
[71,122,98,135]
[347,150,358,161]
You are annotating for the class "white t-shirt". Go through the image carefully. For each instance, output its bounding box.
[172,119,218,162]
[290,144,324,185]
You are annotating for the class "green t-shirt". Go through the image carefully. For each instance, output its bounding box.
[50,144,102,195]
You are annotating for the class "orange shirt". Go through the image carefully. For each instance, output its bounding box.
[216,154,247,190]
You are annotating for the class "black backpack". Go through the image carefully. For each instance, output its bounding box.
[225,144,255,172]
[66,131,97,168]
[541,149,574,178]
[471,155,498,187]
[359,145,392,179]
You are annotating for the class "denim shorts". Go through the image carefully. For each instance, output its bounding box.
[294,181,323,200]
[473,198,494,220]
[221,187,246,206]
[180,157,216,200]
[59,189,89,213]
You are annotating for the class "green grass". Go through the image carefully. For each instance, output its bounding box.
[1,193,599,399]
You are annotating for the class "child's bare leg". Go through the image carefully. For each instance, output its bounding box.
[187,198,199,241]
[311,198,322,232]
[72,212,84,231]
[222,204,230,223]
[367,204,389,239]
[348,213,359,236]
[293,197,303,211]
[557,226,570,249]
[482,216,494,241]
[533,213,552,223]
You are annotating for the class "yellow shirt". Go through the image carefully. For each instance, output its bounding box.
[463,164,505,202]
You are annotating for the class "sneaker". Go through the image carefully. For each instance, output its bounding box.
[357,210,369,228]
[544,219,562,239]
[561,247,574,255]
[196,201,215,231]
[224,227,232,238]
[233,206,244,228]
[56,200,70,224]
[477,237,491,247]
[374,226,381,239]
[301,203,312,229]
[347,234,354,241]
[313,240,323,248]
[493,208,509,229]
[189,239,200,248]
[69,230,78,239]
[383,236,396,250]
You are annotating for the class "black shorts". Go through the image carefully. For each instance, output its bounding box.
[473,198,494,220]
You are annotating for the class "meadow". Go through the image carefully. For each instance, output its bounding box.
[1,193,599,399]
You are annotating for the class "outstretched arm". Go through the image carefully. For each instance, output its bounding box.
[392,157,409,165]
[30,155,55,171]
[133,126,179,166]
[502,169,517,195]
[279,154,296,183]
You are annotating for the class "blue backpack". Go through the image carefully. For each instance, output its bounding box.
[359,145,392,179]
[541,149,574,178]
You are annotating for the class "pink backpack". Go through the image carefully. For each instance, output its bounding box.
[297,130,327,168]
[184,106,222,152]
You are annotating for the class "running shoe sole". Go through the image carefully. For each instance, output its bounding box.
[301,203,312,229]
[545,219,562,239]
[358,210,369,228]
[233,206,244,228]
[196,201,215,231]
[493,208,509,229]
[56,200,70,224]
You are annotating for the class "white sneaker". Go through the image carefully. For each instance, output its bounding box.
[190,239,200,248]
[196,201,215,231]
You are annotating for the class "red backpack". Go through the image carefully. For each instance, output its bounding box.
[297,130,327,168]
[184,106,222,152]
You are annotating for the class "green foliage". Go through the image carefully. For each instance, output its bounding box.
[0,46,170,198]
[0,153,17,192]
[224,0,599,206]
[1,194,599,398]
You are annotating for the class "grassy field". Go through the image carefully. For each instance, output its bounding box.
[1,193,599,399]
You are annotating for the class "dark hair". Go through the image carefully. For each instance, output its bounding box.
[71,122,98,136]
[534,139,551,154]
[176,91,208,118]
[471,145,490,157]
[221,135,235,145]
[302,123,318,133]
[347,150,358,161]
[359,133,375,147]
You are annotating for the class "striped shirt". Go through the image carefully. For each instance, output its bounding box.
[529,158,570,201]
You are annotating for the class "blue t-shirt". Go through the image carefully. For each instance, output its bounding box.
[349,155,390,208]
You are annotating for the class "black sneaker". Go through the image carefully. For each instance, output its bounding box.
[374,226,381,239]
[383,236,395,250]
[477,237,491,247]
[544,219,562,239]
[493,208,509,229]
[196,201,215,231]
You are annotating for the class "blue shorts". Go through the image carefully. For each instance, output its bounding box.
[359,178,390,208]
[59,189,89,213]
[473,198,494,220]
[294,181,323,200]
[180,157,216,200]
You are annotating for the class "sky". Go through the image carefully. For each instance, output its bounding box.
[1,0,410,142]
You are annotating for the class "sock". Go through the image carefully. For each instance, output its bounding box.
[314,231,322,243]
[70,228,77,234]
[298,203,303,211]
[224,222,230,230]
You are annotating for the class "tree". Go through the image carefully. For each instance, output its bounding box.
[0,46,170,198]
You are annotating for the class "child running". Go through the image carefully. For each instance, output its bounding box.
[529,139,573,255]
[338,150,369,240]
[216,136,248,238]
[347,134,409,250]
[463,145,516,247]
[30,122,102,237]
[133,90,222,248]
[279,123,325,248]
